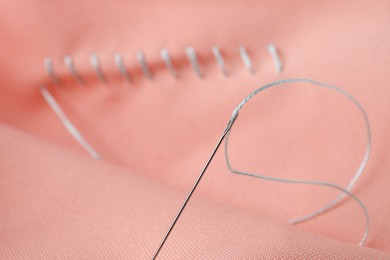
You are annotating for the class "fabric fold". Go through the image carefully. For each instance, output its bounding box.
[0,124,388,259]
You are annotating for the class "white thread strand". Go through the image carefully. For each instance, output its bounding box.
[225,78,371,246]
[114,53,132,82]
[40,85,101,160]
[137,50,153,80]
[160,48,178,79]
[90,53,107,83]
[239,46,255,74]
[212,46,229,77]
[267,44,283,73]
[64,55,84,84]
[185,47,203,78]
[44,57,61,85]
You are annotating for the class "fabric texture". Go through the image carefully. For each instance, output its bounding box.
[0,0,389,259]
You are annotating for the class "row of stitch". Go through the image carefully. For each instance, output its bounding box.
[44,44,282,85]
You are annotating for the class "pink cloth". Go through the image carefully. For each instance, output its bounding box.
[0,0,390,258]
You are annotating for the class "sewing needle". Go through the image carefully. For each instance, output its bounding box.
[152,118,237,259]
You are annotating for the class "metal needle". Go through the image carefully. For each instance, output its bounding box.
[152,118,237,259]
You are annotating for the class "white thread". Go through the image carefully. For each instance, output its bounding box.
[90,53,107,83]
[114,53,132,82]
[185,46,203,78]
[267,44,282,73]
[212,46,229,77]
[225,78,371,246]
[160,48,178,79]
[46,44,284,84]
[137,50,153,80]
[64,55,84,84]
[40,85,101,160]
[239,46,255,74]
[44,56,61,85]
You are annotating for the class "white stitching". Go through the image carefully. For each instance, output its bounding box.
[160,48,178,79]
[212,46,229,77]
[114,53,132,82]
[90,53,107,83]
[137,50,153,80]
[267,43,282,73]
[44,56,61,85]
[239,45,255,74]
[64,55,84,84]
[185,46,203,78]
[44,45,283,85]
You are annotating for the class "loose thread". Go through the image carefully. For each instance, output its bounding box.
[40,85,101,160]
[226,78,371,246]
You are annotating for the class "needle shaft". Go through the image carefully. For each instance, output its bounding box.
[152,121,235,259]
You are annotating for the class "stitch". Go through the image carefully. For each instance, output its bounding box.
[64,55,84,84]
[239,46,255,74]
[185,46,203,78]
[212,46,229,77]
[160,48,178,79]
[114,53,132,82]
[44,56,61,85]
[137,50,153,80]
[90,53,107,83]
[267,43,282,73]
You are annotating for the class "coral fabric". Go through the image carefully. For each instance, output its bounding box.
[0,0,390,259]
